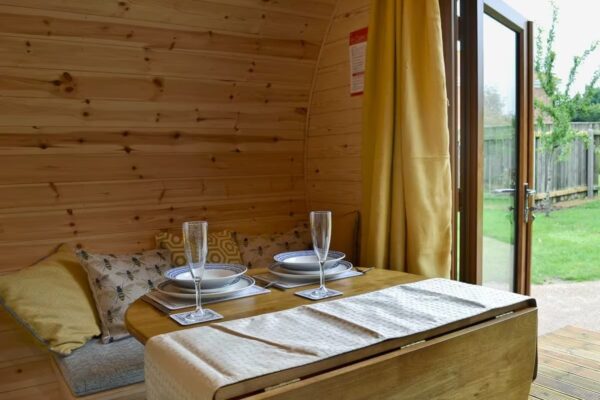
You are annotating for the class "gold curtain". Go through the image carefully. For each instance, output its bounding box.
[361,0,452,277]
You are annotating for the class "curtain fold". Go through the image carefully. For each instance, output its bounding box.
[361,0,452,278]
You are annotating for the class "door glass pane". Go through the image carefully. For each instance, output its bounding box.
[482,14,518,291]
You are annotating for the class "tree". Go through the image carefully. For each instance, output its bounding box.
[573,86,600,122]
[484,86,513,126]
[534,0,600,215]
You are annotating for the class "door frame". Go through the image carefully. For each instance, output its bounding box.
[458,0,534,294]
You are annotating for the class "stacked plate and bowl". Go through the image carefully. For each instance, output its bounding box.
[269,250,352,283]
[156,264,254,300]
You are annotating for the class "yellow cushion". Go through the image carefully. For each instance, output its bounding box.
[155,230,243,266]
[0,244,101,355]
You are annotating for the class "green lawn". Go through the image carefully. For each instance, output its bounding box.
[483,196,600,284]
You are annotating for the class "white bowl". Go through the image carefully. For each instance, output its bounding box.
[268,260,353,282]
[273,250,346,271]
[164,263,247,289]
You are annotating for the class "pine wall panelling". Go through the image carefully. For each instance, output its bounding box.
[306,0,370,260]
[0,1,335,396]
[0,0,336,272]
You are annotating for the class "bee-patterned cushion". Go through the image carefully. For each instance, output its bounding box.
[76,249,171,343]
[234,222,312,269]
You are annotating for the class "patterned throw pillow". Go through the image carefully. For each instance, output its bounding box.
[76,249,171,343]
[155,230,243,267]
[235,222,312,268]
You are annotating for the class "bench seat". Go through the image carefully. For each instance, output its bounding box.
[53,337,144,397]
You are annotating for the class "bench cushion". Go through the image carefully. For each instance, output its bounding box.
[0,244,101,355]
[54,337,144,397]
[234,223,311,268]
[155,229,243,267]
[76,249,171,343]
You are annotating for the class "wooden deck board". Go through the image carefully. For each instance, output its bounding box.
[531,326,600,400]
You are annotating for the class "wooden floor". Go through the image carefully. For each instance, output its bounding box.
[530,326,600,400]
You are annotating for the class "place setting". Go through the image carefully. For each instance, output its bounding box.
[255,211,365,299]
[142,221,270,326]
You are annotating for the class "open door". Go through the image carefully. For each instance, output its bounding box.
[459,0,534,294]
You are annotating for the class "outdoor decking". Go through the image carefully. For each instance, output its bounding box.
[530,326,600,400]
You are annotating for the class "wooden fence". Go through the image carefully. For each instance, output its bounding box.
[483,122,600,201]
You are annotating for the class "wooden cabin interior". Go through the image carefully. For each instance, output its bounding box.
[0,1,597,400]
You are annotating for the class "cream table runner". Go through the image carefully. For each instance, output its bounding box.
[145,278,534,400]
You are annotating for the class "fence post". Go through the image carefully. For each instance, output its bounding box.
[588,130,595,198]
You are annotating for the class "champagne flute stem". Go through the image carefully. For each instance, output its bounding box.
[194,279,203,315]
[319,260,326,292]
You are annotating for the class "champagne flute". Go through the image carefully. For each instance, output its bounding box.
[310,211,335,299]
[182,221,208,322]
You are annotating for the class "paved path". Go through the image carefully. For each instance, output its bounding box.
[531,280,600,335]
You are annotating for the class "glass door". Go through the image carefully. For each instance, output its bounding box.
[459,0,534,294]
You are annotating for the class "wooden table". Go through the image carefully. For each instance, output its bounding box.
[125,269,538,400]
[125,268,424,343]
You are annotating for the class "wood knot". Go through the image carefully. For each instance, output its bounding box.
[82,111,89,117]
[69,222,75,227]
[123,146,132,153]
[152,77,163,87]
[39,143,48,150]
[266,82,272,88]
[84,99,90,104]
[122,130,129,137]
[294,107,307,115]
[211,156,216,162]
[131,165,137,171]
[172,132,181,139]
[62,72,73,81]
[64,86,74,93]
[52,80,61,86]
[126,31,133,39]
[133,215,140,221]
[169,218,174,223]
[66,209,73,215]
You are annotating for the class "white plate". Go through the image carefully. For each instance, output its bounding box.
[156,275,255,299]
[268,260,353,282]
[164,264,247,289]
[273,250,346,271]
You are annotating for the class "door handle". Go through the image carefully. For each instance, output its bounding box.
[524,183,536,223]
